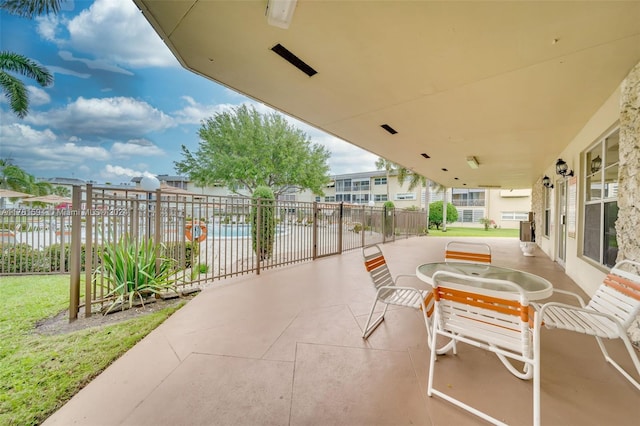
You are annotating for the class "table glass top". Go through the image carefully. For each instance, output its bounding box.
[416,262,553,299]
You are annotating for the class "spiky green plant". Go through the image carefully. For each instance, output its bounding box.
[95,237,177,314]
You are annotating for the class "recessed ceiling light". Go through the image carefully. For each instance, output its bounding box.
[441,168,448,172]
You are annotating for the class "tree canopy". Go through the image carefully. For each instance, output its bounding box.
[428,200,458,229]
[175,105,331,197]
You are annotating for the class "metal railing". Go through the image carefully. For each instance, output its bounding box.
[0,185,428,319]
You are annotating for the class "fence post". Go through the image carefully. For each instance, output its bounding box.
[84,184,93,317]
[69,185,82,321]
[338,202,343,254]
[256,198,261,275]
[312,201,318,259]
[154,188,162,276]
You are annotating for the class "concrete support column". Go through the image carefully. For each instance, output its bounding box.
[616,61,640,347]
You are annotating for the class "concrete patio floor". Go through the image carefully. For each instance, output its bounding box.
[44,237,639,425]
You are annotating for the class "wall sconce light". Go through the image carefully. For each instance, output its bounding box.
[542,175,554,189]
[591,155,602,173]
[466,156,479,169]
[555,158,574,177]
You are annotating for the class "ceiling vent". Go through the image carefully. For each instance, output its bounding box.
[420,153,430,159]
[271,44,317,77]
[380,124,397,134]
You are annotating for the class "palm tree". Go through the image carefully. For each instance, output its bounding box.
[1,0,61,118]
[375,157,398,201]
[0,0,63,17]
[0,51,53,118]
[0,158,29,190]
[52,185,71,197]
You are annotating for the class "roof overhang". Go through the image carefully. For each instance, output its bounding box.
[133,0,640,188]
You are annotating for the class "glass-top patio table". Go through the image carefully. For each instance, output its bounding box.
[416,262,553,300]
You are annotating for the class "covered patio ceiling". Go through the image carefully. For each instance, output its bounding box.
[133,1,640,189]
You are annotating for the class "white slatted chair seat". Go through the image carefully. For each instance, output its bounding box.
[383,287,428,308]
[537,259,640,392]
[427,271,541,426]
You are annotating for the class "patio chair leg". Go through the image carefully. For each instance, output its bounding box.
[362,300,388,339]
[598,334,640,391]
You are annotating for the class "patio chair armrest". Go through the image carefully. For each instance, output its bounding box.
[549,288,586,307]
[537,302,627,333]
[394,273,420,284]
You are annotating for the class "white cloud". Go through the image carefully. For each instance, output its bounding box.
[0,123,110,174]
[66,0,177,68]
[25,96,175,137]
[172,96,236,124]
[46,65,91,79]
[35,14,62,42]
[111,141,165,158]
[27,86,51,106]
[101,164,146,180]
[58,51,134,75]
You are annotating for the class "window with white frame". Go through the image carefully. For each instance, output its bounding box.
[583,128,619,267]
[374,177,387,185]
[374,194,388,202]
[455,208,485,223]
[324,196,336,202]
[395,193,416,201]
[501,211,529,221]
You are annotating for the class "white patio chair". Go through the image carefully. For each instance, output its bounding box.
[445,240,492,264]
[361,244,452,354]
[535,259,640,391]
[427,270,540,426]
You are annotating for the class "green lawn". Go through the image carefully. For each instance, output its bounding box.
[0,275,184,426]
[427,226,519,238]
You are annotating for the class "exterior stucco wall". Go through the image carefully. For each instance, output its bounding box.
[535,61,640,346]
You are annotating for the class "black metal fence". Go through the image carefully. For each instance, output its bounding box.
[0,185,428,319]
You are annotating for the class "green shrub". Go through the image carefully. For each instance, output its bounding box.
[163,241,199,268]
[383,201,395,237]
[95,237,178,313]
[428,201,459,230]
[251,186,276,260]
[0,243,48,273]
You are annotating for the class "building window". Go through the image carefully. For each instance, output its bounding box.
[395,193,416,201]
[374,177,387,185]
[455,208,485,223]
[335,179,352,192]
[374,194,388,202]
[583,128,619,267]
[352,179,370,192]
[501,211,529,221]
[353,194,369,204]
[451,189,486,207]
[324,196,336,202]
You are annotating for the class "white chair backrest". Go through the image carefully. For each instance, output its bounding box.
[363,244,394,292]
[445,241,492,264]
[432,271,531,354]
[588,259,640,328]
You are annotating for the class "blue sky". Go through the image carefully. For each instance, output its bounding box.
[0,0,378,184]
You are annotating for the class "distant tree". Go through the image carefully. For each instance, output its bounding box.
[0,158,50,195]
[251,186,276,260]
[52,185,71,197]
[428,200,458,230]
[0,0,59,118]
[375,157,397,200]
[175,105,331,197]
[0,158,28,190]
